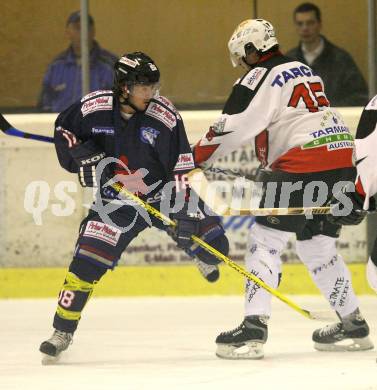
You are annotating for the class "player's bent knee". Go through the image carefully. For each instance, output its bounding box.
[69,256,107,283]
[74,244,120,271]
[296,235,337,268]
[245,247,281,275]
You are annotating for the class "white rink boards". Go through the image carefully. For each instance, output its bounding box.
[0,108,368,268]
[0,296,376,390]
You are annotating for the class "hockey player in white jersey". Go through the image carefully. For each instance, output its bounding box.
[328,94,377,293]
[193,19,373,359]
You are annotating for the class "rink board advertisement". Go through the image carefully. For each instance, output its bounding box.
[0,126,368,268]
[0,113,372,297]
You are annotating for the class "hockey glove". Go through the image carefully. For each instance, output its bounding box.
[186,216,227,265]
[327,183,376,226]
[167,209,200,249]
[69,140,106,187]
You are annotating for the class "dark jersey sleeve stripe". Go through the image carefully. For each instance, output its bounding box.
[222,55,294,116]
[222,72,270,115]
[356,109,377,139]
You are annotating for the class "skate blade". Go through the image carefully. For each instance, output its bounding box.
[314,336,374,352]
[193,260,220,283]
[216,341,264,359]
[41,353,62,365]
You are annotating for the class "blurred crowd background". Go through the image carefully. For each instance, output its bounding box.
[1,0,375,113]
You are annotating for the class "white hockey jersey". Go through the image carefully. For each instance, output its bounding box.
[194,52,354,173]
[353,94,377,209]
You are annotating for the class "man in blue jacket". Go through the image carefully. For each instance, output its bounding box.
[37,11,117,112]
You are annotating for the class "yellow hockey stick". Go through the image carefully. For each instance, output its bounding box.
[111,181,334,321]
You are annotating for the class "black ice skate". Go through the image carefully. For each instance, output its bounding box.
[312,308,374,352]
[215,315,268,359]
[39,329,73,364]
[193,258,219,282]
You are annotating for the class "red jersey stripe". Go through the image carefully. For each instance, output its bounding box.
[270,145,353,173]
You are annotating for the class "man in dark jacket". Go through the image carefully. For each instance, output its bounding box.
[37,11,118,113]
[285,2,368,107]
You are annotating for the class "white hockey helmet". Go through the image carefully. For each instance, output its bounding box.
[228,19,278,67]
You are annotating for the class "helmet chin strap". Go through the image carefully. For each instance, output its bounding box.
[241,58,252,70]
[119,88,144,112]
[241,49,264,70]
[120,97,141,112]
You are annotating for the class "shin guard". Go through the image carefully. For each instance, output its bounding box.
[53,272,96,333]
[244,223,291,317]
[296,235,359,317]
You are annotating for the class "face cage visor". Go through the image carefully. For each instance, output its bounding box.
[125,82,161,100]
[229,52,241,67]
[229,40,260,68]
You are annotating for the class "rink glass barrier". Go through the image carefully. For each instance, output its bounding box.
[0,109,374,297]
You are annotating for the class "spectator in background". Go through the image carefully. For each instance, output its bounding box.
[285,2,368,107]
[37,11,117,112]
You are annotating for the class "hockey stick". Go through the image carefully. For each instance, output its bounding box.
[0,113,54,143]
[205,166,256,181]
[187,168,331,216]
[111,181,334,321]
[0,117,333,320]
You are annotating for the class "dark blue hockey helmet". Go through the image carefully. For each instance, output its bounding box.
[113,52,160,96]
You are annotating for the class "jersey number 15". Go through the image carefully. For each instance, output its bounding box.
[288,82,329,112]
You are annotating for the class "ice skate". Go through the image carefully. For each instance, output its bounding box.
[215,315,268,359]
[39,329,73,364]
[193,258,219,282]
[312,308,374,352]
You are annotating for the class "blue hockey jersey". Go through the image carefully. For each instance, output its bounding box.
[54,90,195,202]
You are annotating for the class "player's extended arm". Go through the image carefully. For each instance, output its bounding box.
[193,68,278,167]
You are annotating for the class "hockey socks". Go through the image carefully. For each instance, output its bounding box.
[53,272,96,333]
[296,235,359,317]
[244,223,290,317]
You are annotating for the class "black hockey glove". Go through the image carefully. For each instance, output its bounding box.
[69,140,106,187]
[327,183,376,226]
[167,209,201,249]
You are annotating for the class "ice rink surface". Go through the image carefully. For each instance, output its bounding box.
[0,296,376,390]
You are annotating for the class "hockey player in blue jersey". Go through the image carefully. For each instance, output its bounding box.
[39,52,229,363]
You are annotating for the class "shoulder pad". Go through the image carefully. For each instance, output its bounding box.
[366,95,377,110]
[81,90,113,103]
[80,91,114,117]
[145,96,180,130]
[240,67,268,91]
[233,77,241,86]
[154,95,180,115]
